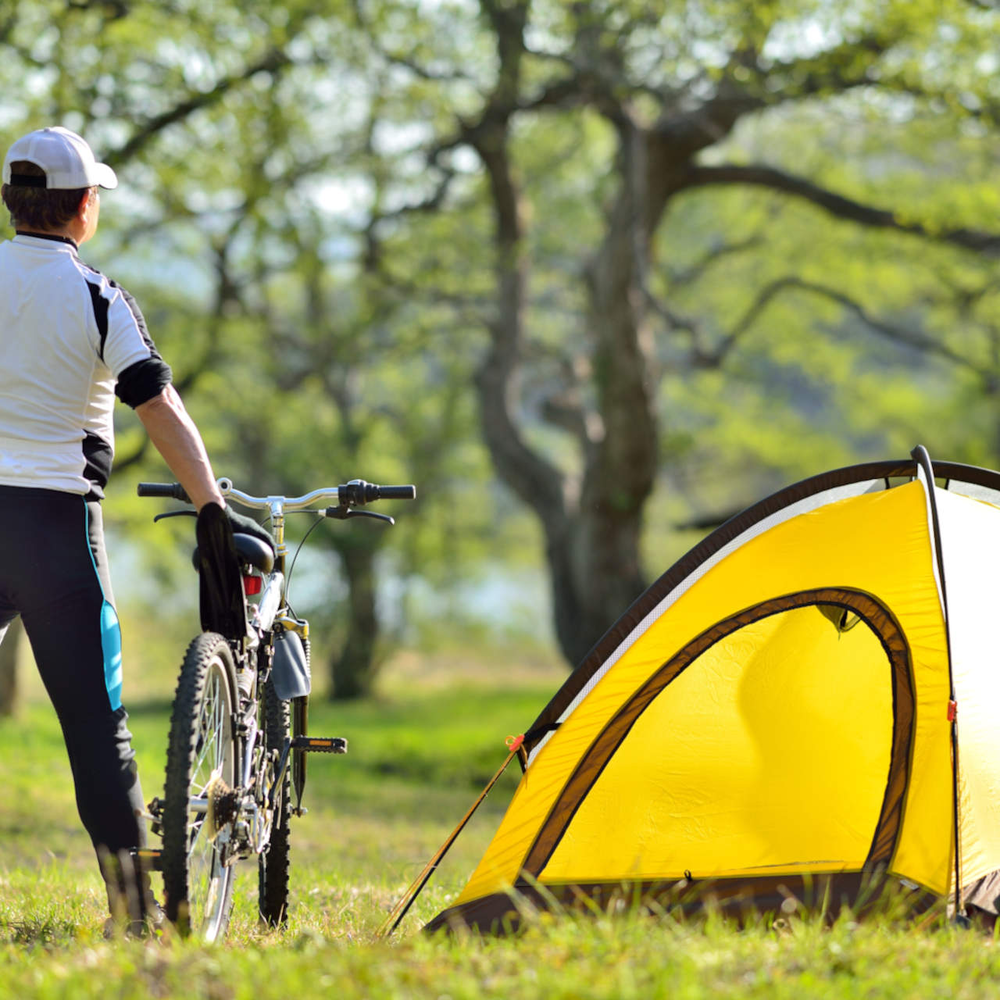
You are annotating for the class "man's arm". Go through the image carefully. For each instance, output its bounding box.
[135,385,225,511]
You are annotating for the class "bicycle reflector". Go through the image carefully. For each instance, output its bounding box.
[243,574,262,596]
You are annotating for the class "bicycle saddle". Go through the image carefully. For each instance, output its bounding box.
[191,532,275,575]
[232,533,275,575]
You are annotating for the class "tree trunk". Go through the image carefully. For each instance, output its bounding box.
[0,616,24,717]
[469,4,767,668]
[328,538,379,701]
[475,115,662,667]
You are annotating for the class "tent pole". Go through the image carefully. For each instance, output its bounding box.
[376,736,526,938]
[911,445,964,922]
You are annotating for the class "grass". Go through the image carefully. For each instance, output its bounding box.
[3,638,1000,998]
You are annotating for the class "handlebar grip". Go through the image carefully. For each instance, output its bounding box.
[137,482,192,503]
[338,481,416,506]
[376,485,417,501]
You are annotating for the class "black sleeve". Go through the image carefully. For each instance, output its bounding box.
[115,357,173,409]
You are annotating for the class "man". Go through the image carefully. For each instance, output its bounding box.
[0,126,266,935]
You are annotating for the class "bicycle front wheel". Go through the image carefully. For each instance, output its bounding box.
[161,632,239,941]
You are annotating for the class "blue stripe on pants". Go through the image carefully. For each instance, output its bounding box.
[101,599,123,710]
[84,502,123,711]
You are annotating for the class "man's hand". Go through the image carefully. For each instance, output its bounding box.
[225,507,276,554]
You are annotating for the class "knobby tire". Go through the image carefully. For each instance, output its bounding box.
[258,673,291,926]
[161,632,238,941]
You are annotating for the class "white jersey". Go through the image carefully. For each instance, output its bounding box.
[0,233,171,497]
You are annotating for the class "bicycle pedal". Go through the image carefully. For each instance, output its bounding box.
[291,736,348,754]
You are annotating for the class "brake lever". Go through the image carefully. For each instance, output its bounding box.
[324,505,395,526]
[153,510,197,523]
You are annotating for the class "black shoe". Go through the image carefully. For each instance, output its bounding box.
[103,901,167,940]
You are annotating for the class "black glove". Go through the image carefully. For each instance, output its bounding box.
[225,506,276,555]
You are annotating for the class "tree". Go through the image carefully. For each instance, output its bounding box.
[2,0,999,711]
[350,0,1000,666]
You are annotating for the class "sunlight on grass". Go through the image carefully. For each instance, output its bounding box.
[4,644,1000,998]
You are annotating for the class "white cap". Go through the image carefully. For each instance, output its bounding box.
[2,126,117,190]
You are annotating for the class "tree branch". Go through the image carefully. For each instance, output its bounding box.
[644,288,701,337]
[110,433,150,473]
[683,163,1000,255]
[699,275,984,372]
[668,234,765,287]
[350,0,470,83]
[107,47,293,166]
[745,33,893,99]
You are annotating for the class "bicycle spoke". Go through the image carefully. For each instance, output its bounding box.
[162,637,237,942]
[190,674,230,933]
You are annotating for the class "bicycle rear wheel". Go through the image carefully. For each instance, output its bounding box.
[258,675,290,926]
[161,632,239,941]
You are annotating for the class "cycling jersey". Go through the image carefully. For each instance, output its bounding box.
[0,233,171,498]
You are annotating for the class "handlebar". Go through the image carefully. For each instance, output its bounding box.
[137,478,416,512]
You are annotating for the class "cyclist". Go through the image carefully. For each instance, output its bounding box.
[0,126,270,935]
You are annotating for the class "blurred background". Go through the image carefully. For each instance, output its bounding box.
[1,0,999,713]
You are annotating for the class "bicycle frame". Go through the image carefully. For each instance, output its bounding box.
[219,479,351,818]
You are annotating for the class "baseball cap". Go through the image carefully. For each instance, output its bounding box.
[2,126,117,190]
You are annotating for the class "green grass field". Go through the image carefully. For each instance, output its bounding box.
[3,639,1000,999]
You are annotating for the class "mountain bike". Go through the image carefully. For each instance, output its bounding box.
[136,476,416,941]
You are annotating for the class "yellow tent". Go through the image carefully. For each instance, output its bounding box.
[426,448,1000,931]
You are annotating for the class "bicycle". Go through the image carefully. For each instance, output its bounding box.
[136,476,416,941]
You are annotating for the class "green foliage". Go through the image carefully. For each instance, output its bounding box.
[2,0,1000,671]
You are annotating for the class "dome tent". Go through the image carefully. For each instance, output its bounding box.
[425,447,1000,932]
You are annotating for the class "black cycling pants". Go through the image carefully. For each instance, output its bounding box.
[0,487,147,885]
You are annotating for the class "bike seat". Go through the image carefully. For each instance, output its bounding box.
[191,533,274,575]
[233,533,275,574]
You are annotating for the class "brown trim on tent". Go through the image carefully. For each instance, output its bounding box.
[524,456,999,757]
[424,871,938,935]
[523,588,915,880]
[962,869,1000,919]
[911,446,963,919]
